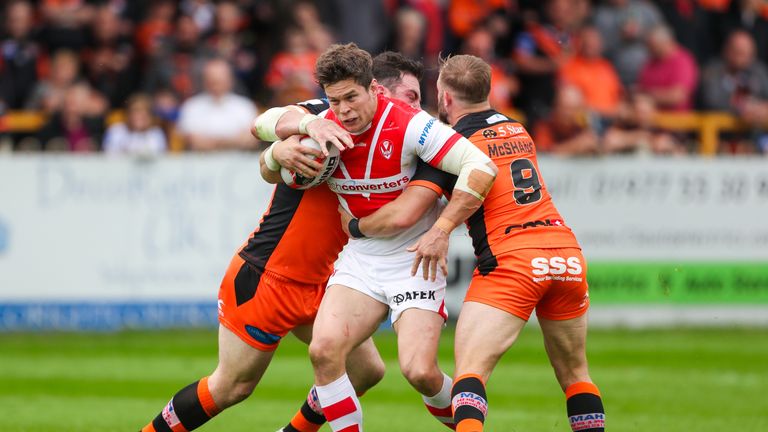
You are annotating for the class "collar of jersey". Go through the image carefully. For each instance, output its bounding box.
[349,122,372,136]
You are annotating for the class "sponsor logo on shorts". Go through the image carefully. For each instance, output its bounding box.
[569,413,605,431]
[530,257,584,283]
[580,292,589,308]
[452,392,488,416]
[245,325,282,345]
[162,400,182,428]
[393,290,436,305]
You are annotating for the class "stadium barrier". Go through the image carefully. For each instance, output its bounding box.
[0,154,766,330]
[2,110,765,155]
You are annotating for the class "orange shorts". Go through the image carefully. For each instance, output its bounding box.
[217,253,325,351]
[465,248,589,321]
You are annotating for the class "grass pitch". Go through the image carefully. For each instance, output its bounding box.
[1,326,767,431]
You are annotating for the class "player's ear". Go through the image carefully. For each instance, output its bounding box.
[370,79,379,94]
[443,89,452,109]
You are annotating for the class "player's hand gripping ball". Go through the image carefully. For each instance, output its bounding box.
[280,136,341,189]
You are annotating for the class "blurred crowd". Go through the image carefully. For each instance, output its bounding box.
[1,0,768,155]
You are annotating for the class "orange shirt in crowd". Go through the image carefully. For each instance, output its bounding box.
[559,56,623,117]
[448,0,511,38]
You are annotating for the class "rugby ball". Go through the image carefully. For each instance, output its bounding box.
[280,136,341,190]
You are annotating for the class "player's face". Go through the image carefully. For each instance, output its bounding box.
[324,79,378,133]
[436,79,449,124]
[383,73,421,109]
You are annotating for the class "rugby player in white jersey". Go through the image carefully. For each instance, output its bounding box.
[255,43,497,431]
[272,51,460,432]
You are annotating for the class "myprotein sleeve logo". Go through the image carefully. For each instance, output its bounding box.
[418,118,436,146]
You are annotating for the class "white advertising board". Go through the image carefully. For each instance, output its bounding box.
[1,155,766,329]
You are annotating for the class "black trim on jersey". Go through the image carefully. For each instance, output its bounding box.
[297,98,330,115]
[238,184,304,303]
[467,205,498,276]
[412,159,456,192]
[452,109,518,275]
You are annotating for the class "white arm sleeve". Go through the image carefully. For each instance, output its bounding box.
[403,111,494,199]
[438,137,495,200]
[253,106,290,142]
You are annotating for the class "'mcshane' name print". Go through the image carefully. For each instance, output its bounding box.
[487,140,534,158]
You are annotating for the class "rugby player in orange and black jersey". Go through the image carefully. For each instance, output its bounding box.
[139,103,450,432]
[434,109,580,276]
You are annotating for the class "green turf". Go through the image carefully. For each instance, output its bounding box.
[1,326,767,431]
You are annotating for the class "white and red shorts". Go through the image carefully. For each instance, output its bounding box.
[328,246,448,324]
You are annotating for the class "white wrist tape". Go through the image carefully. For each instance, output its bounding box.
[298,114,319,135]
[254,107,290,142]
[263,142,281,171]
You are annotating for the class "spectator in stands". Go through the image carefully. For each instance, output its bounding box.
[637,25,699,111]
[39,0,94,52]
[656,0,717,65]
[593,0,665,88]
[513,0,582,125]
[702,30,768,114]
[264,27,319,106]
[134,0,176,60]
[36,83,104,152]
[176,58,258,151]
[720,0,768,65]
[143,14,208,101]
[462,27,518,117]
[447,0,512,42]
[602,92,686,154]
[205,1,259,95]
[317,0,388,54]
[0,0,41,110]
[560,25,624,119]
[181,0,216,35]
[397,0,444,62]
[25,49,81,114]
[103,94,167,156]
[702,30,768,153]
[389,7,427,61]
[533,85,600,155]
[83,5,139,109]
[290,0,334,53]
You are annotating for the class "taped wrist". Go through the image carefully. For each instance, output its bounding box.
[298,114,320,135]
[254,106,290,142]
[348,218,366,239]
[263,142,281,171]
[434,216,456,234]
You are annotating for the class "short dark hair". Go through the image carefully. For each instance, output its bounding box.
[372,51,423,91]
[315,43,374,89]
[438,54,490,104]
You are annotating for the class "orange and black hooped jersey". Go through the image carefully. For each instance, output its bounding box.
[449,110,581,275]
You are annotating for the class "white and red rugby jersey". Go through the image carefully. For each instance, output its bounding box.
[318,94,463,255]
